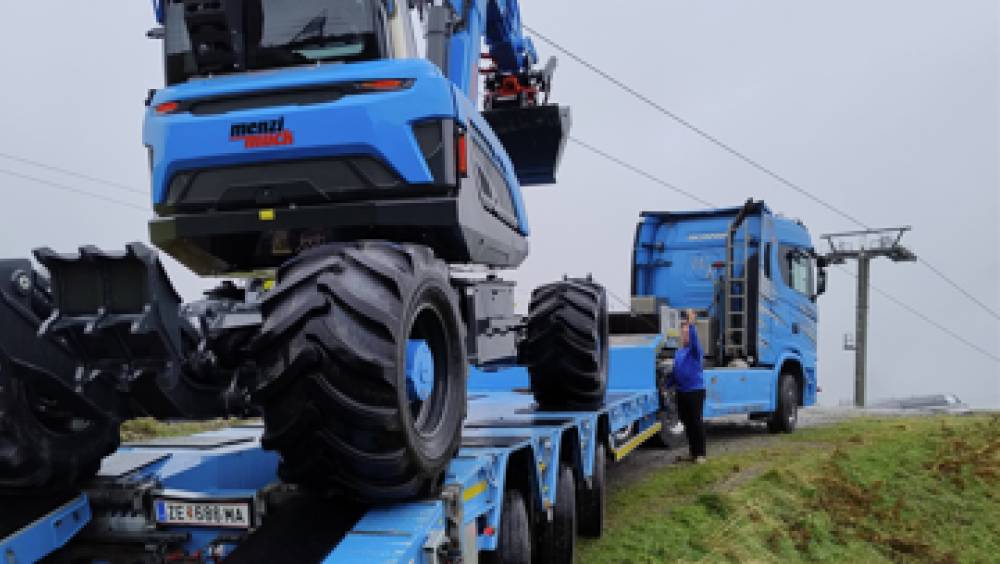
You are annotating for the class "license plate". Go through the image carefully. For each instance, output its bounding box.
[154,498,252,529]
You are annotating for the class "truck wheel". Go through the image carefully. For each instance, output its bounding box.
[577,443,606,538]
[252,242,467,502]
[483,489,531,564]
[538,464,577,564]
[0,357,120,491]
[520,279,608,410]
[767,373,799,434]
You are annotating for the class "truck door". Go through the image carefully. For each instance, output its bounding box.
[776,245,819,364]
[756,216,778,365]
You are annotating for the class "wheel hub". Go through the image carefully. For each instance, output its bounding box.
[405,339,435,402]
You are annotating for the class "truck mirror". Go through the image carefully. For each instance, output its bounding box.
[815,268,828,298]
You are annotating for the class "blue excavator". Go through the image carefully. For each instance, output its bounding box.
[0,0,595,507]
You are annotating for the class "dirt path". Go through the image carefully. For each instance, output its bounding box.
[606,407,867,492]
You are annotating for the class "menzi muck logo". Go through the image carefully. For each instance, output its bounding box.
[229,117,294,149]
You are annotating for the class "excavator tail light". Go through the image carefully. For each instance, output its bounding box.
[456,131,468,178]
[356,79,414,92]
[155,101,180,115]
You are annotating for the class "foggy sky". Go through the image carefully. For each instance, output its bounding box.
[0,1,996,407]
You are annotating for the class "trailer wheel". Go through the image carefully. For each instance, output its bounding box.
[520,279,608,410]
[538,464,577,564]
[252,242,467,502]
[577,443,606,538]
[767,373,799,434]
[483,489,531,564]
[0,356,120,491]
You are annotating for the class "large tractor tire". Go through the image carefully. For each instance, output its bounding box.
[520,279,608,410]
[0,263,120,492]
[252,242,467,502]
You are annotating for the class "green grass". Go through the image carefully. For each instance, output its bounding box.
[119,417,252,442]
[579,414,1000,563]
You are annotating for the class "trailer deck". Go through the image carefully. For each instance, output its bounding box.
[4,335,665,563]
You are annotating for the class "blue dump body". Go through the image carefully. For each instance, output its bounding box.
[633,203,820,415]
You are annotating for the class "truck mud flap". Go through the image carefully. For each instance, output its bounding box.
[483,104,571,186]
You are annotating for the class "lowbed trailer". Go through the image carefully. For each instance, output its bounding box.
[3,336,664,563]
[2,199,826,563]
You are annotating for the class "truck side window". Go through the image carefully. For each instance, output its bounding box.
[782,247,813,296]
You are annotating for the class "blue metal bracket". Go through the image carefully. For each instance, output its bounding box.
[0,495,91,564]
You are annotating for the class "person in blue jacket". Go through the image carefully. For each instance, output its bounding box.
[669,309,707,463]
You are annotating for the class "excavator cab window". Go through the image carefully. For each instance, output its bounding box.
[163,0,394,85]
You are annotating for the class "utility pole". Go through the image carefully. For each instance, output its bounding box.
[821,227,917,407]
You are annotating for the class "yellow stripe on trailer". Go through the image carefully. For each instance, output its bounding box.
[611,422,662,462]
[463,480,488,502]
[259,209,276,221]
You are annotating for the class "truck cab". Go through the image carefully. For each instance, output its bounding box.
[631,200,824,421]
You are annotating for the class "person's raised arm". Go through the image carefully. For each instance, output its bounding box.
[687,309,703,359]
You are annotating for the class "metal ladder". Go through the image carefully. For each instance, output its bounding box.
[724,201,754,360]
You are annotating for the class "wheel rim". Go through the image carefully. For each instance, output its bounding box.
[786,386,797,426]
[405,295,454,440]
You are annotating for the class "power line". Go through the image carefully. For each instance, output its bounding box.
[0,168,148,212]
[0,152,147,197]
[918,258,1000,321]
[527,25,1000,325]
[834,265,999,363]
[525,25,870,229]
[569,137,715,207]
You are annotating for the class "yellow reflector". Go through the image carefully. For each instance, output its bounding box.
[263,280,276,291]
[463,481,488,502]
[259,209,275,221]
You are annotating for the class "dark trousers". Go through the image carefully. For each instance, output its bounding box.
[677,389,707,458]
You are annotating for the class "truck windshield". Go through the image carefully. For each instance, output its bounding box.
[164,0,386,85]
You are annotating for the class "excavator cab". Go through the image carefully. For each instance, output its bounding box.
[159,0,421,86]
[154,0,568,185]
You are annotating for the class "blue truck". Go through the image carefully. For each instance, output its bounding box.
[0,0,826,561]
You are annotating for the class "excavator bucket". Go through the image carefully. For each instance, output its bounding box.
[34,243,188,362]
[32,243,222,417]
[484,104,571,186]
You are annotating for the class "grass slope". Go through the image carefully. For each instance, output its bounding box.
[579,414,1000,563]
[120,418,252,442]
